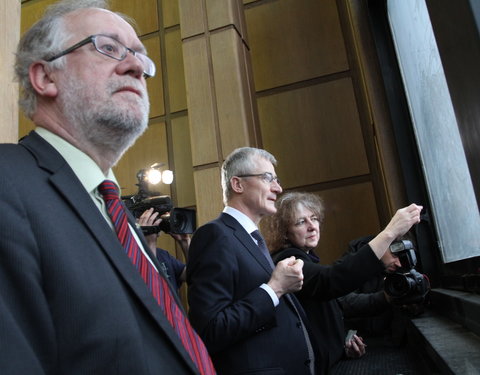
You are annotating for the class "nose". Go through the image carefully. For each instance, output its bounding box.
[117,51,145,79]
[306,220,315,230]
[271,179,282,193]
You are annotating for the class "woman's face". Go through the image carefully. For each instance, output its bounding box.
[286,204,320,251]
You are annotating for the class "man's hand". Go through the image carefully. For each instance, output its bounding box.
[345,334,366,358]
[170,233,191,260]
[267,256,304,298]
[137,208,162,254]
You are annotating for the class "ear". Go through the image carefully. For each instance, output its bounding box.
[230,176,244,194]
[29,61,59,98]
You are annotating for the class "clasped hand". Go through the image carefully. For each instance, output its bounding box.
[268,256,304,298]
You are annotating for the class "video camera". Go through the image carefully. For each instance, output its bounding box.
[384,240,430,305]
[121,167,196,235]
[122,195,196,235]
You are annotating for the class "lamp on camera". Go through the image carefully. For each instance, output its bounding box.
[136,163,174,199]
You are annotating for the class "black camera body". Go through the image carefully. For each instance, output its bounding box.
[122,194,196,235]
[384,240,430,304]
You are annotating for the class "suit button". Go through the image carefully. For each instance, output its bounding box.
[297,322,302,328]
[304,359,311,366]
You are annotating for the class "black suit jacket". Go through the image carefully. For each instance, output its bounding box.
[187,213,314,375]
[0,132,199,374]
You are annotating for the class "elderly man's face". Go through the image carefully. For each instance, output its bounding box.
[237,156,282,223]
[55,8,150,148]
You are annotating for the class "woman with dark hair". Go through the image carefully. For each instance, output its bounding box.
[264,191,421,373]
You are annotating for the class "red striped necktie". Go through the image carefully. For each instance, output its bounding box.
[98,180,215,375]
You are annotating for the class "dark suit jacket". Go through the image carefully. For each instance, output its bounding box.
[187,213,314,375]
[0,132,200,374]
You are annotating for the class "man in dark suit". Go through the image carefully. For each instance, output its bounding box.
[0,1,214,374]
[187,147,316,375]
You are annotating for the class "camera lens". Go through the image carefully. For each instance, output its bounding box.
[385,273,415,297]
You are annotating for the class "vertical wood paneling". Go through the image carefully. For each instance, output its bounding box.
[193,167,224,225]
[171,116,196,207]
[162,0,179,28]
[245,0,349,91]
[182,37,219,166]
[259,78,369,188]
[315,182,380,265]
[0,0,20,143]
[165,29,187,113]
[143,36,165,118]
[110,0,158,35]
[211,29,254,157]
[179,0,206,39]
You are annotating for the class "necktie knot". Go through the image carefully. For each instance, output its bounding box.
[251,230,275,269]
[251,229,264,244]
[98,180,120,200]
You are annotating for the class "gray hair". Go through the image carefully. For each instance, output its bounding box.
[15,0,112,118]
[221,147,277,205]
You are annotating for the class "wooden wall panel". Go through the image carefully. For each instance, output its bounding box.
[171,116,196,208]
[19,113,35,138]
[165,29,187,113]
[211,29,253,157]
[0,0,20,143]
[110,0,158,35]
[20,0,57,35]
[18,0,56,139]
[312,182,380,265]
[193,168,224,226]
[162,0,180,28]
[179,0,206,39]
[182,37,219,166]
[259,78,369,188]
[113,120,170,197]
[245,0,349,91]
[206,0,242,32]
[143,36,165,118]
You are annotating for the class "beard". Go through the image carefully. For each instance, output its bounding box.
[58,72,150,162]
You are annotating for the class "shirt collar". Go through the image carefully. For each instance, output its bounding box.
[223,206,258,235]
[34,127,118,193]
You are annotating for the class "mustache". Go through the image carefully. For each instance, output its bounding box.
[108,79,147,98]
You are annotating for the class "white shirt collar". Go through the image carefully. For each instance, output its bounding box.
[223,206,258,235]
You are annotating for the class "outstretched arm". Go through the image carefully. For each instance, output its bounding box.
[368,203,423,261]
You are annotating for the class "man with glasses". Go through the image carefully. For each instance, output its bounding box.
[0,1,213,374]
[187,147,319,375]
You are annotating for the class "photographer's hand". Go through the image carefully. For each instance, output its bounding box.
[170,233,191,261]
[137,208,162,254]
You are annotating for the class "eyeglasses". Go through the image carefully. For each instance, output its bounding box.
[237,172,281,185]
[45,34,156,78]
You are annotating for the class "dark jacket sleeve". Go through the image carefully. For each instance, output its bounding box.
[338,290,389,317]
[272,246,385,300]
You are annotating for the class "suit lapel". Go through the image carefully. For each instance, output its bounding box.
[220,213,273,275]
[21,133,198,372]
